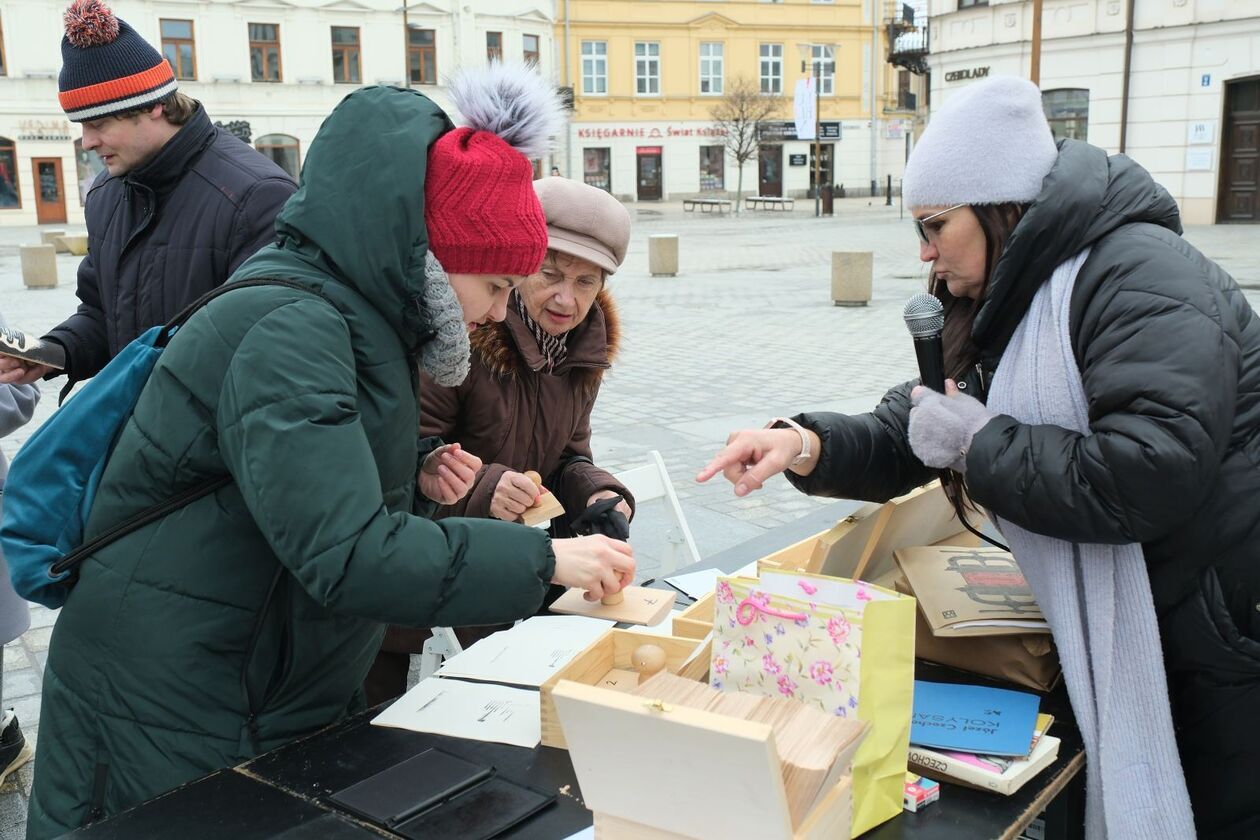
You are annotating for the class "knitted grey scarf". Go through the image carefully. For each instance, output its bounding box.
[987,249,1195,839]
[417,251,471,387]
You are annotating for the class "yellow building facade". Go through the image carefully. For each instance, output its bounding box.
[558,0,914,201]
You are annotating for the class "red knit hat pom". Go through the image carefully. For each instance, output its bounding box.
[64,0,120,49]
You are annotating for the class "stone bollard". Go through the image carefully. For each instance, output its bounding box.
[21,244,59,289]
[831,251,872,307]
[648,234,678,277]
[40,230,69,253]
[57,235,89,256]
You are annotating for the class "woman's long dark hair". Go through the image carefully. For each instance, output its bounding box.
[929,203,1027,381]
[927,202,1027,530]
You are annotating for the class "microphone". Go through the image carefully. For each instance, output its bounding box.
[902,293,946,393]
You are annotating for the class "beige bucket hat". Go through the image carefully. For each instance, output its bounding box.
[532,176,631,275]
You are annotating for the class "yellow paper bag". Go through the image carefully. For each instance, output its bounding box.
[711,570,915,836]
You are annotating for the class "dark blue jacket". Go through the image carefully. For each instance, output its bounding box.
[45,105,295,383]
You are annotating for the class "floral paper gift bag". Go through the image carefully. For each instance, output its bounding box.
[711,570,916,836]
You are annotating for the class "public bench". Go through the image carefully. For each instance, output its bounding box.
[746,196,795,211]
[682,197,731,214]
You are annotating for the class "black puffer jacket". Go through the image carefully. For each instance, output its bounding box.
[45,105,295,383]
[790,140,1260,838]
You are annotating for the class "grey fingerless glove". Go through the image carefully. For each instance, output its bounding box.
[908,388,996,474]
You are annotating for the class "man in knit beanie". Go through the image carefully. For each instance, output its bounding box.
[0,0,295,389]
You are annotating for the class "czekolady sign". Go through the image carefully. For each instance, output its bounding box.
[944,66,991,83]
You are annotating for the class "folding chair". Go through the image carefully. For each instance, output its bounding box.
[613,449,702,575]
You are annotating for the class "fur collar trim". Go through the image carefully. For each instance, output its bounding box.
[470,288,620,390]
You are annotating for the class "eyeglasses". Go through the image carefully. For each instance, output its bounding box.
[914,203,968,246]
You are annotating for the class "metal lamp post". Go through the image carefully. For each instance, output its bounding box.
[797,44,835,218]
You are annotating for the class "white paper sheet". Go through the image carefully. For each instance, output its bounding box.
[371,677,541,748]
[435,615,613,687]
[664,561,758,601]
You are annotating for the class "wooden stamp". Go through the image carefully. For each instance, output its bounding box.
[520,470,565,528]
[549,585,675,627]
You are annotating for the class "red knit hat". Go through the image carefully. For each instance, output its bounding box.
[424,63,565,276]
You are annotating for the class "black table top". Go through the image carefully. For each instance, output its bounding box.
[66,499,1083,840]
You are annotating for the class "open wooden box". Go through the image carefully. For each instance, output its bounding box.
[552,680,862,839]
[672,482,983,640]
[540,628,711,749]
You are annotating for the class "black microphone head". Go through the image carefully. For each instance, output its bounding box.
[903,293,945,339]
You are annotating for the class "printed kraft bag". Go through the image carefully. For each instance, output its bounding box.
[710,570,916,836]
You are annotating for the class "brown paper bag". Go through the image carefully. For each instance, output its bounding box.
[893,572,1062,692]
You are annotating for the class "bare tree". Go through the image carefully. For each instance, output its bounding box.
[709,78,783,214]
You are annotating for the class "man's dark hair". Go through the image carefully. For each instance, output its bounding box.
[113,91,199,126]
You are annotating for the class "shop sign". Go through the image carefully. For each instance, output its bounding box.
[576,125,727,140]
[17,119,73,141]
[636,146,662,155]
[757,121,840,141]
[944,67,990,83]
[789,154,807,166]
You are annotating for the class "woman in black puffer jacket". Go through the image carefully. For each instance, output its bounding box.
[701,77,1259,840]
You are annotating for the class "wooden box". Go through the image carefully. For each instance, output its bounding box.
[553,680,859,839]
[672,482,979,639]
[540,628,710,749]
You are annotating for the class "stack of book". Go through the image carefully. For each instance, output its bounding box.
[908,680,1061,795]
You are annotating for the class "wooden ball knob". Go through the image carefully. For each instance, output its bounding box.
[631,644,667,678]
[600,590,625,606]
[523,470,542,491]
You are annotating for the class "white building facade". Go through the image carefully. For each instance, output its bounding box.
[0,0,559,227]
[925,0,1260,225]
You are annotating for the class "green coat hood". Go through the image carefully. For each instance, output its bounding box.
[238,86,455,350]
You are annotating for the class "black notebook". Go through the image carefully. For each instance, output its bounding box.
[327,747,555,840]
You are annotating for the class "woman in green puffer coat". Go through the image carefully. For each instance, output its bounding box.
[27,66,634,838]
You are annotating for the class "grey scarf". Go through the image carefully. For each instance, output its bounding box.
[987,249,1195,839]
[514,291,569,374]
[417,251,470,387]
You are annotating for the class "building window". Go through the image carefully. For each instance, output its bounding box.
[810,45,835,96]
[583,147,610,192]
[249,23,281,83]
[160,19,197,80]
[486,32,502,63]
[331,26,361,84]
[0,15,7,77]
[1042,89,1089,141]
[700,42,723,95]
[0,137,18,208]
[408,28,436,85]
[760,44,782,95]
[74,139,106,206]
[256,134,300,179]
[635,42,660,95]
[958,0,988,7]
[523,33,540,65]
[581,41,607,95]
[699,146,725,192]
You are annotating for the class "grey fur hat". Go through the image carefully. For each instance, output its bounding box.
[903,76,1058,209]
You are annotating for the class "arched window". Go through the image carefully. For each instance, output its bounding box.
[74,139,107,205]
[0,136,19,209]
[256,134,300,179]
[1042,89,1089,142]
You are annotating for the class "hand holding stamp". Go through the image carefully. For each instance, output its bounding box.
[520,470,565,527]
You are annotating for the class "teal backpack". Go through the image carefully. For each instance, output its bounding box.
[0,278,320,608]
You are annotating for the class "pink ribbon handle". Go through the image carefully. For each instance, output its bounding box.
[736,596,808,626]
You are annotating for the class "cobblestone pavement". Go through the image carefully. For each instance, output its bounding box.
[1,202,1257,837]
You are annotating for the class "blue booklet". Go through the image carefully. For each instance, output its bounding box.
[910,680,1041,757]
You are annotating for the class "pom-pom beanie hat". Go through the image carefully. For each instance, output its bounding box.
[425,63,567,277]
[58,0,177,123]
[903,76,1058,209]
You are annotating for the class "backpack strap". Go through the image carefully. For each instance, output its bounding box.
[50,278,341,581]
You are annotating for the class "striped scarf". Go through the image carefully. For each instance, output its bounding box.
[515,291,569,373]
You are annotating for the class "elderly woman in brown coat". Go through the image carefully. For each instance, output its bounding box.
[364,177,634,703]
